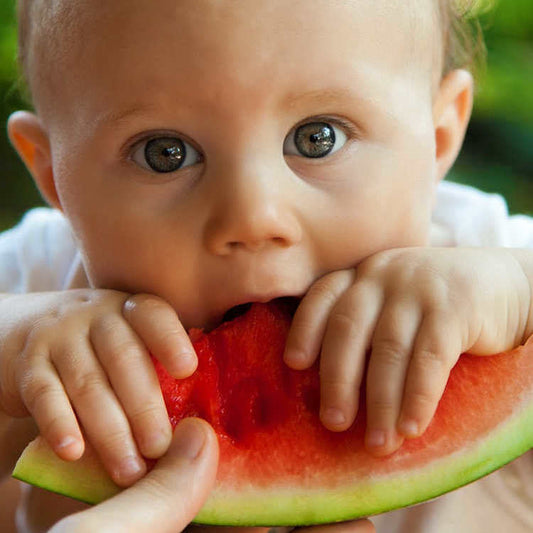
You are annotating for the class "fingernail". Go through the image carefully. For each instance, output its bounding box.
[174,419,207,460]
[284,349,308,369]
[171,351,197,377]
[56,435,78,450]
[321,407,347,427]
[54,435,84,460]
[141,425,172,459]
[117,455,145,481]
[366,429,386,448]
[399,419,419,438]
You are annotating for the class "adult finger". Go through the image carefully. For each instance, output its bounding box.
[49,418,219,533]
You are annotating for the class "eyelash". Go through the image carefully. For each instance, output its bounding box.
[293,115,359,139]
[124,116,358,170]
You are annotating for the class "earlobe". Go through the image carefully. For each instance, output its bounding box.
[433,69,474,181]
[7,111,62,210]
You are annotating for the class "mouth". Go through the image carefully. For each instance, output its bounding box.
[222,302,254,323]
[219,296,300,326]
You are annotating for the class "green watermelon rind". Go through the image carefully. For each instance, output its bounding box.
[12,437,121,503]
[201,401,533,525]
[12,399,533,526]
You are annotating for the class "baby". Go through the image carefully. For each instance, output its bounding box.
[1,0,532,532]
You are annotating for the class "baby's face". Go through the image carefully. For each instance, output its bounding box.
[42,0,440,328]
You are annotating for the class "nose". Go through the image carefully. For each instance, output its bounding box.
[203,166,302,256]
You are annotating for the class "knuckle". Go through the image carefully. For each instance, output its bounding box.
[404,387,437,412]
[369,395,396,417]
[101,426,135,455]
[307,277,341,305]
[372,338,408,367]
[130,403,164,427]
[320,376,356,405]
[41,412,71,440]
[154,327,183,352]
[327,311,359,341]
[68,370,106,401]
[91,313,123,338]
[24,318,55,346]
[111,339,144,363]
[358,249,396,275]
[320,376,354,391]
[91,317,144,357]
[414,347,451,374]
[20,376,58,413]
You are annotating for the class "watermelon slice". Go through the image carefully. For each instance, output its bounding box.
[12,300,533,526]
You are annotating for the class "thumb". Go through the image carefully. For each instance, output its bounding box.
[50,418,219,533]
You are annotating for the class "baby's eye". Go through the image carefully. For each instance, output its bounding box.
[283,121,348,159]
[131,136,202,173]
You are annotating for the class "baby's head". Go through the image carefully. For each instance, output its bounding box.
[9,0,479,328]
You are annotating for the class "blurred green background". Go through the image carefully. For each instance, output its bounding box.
[0,0,531,231]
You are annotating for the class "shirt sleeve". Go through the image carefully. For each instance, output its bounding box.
[0,208,79,293]
[433,181,533,248]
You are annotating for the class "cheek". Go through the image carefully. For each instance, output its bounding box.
[312,146,435,268]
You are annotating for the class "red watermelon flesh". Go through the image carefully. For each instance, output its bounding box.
[12,300,533,526]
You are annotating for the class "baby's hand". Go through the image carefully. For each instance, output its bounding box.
[284,248,532,456]
[0,290,196,486]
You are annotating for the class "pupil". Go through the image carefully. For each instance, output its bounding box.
[145,138,185,173]
[295,122,335,158]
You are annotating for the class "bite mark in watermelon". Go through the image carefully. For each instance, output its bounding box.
[12,301,533,526]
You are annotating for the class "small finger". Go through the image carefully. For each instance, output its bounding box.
[19,352,84,461]
[284,270,356,370]
[123,294,197,378]
[319,281,381,432]
[50,418,219,533]
[365,299,421,455]
[397,313,462,439]
[90,313,172,459]
[53,340,146,487]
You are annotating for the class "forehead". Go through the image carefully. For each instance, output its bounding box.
[33,0,437,126]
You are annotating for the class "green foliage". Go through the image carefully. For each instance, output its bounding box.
[0,0,531,231]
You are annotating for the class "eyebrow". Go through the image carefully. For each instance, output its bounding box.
[93,103,158,129]
[282,86,395,129]
[283,88,360,110]
[97,90,355,125]
[93,85,394,134]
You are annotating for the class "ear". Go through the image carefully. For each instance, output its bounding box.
[433,69,474,181]
[7,111,62,210]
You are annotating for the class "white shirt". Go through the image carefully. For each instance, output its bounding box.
[1,180,533,533]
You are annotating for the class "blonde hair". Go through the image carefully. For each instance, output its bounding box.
[439,0,487,76]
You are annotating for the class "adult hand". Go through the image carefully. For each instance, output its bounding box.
[48,417,218,533]
[47,417,375,533]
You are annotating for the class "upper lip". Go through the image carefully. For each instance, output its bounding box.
[208,291,304,328]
